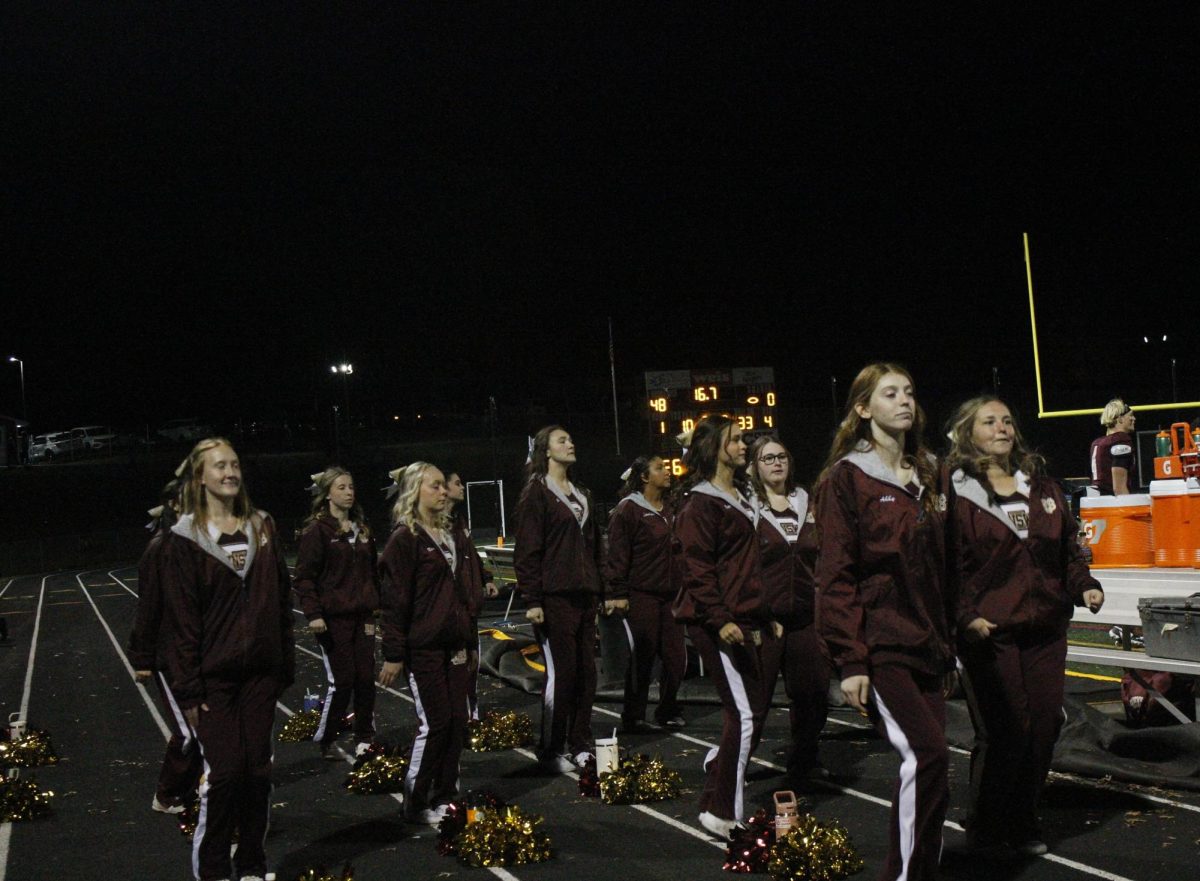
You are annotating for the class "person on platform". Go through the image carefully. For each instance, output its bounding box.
[606,454,687,733]
[746,435,830,787]
[293,467,380,759]
[162,439,294,881]
[378,462,483,824]
[672,416,774,841]
[127,477,203,815]
[946,395,1105,857]
[1089,398,1138,495]
[514,425,610,773]
[814,364,953,881]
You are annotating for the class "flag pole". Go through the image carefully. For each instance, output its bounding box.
[609,317,622,458]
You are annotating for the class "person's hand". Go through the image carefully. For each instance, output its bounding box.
[770,620,784,639]
[1083,588,1105,614]
[484,582,500,599]
[134,669,152,683]
[718,622,744,645]
[378,661,404,688]
[604,599,629,616]
[183,703,209,729]
[525,607,544,625]
[965,617,996,642]
[841,675,870,713]
[310,617,328,634]
[942,669,959,699]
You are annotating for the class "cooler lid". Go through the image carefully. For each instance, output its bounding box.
[1138,594,1200,612]
[1080,493,1151,509]
[1150,479,1189,497]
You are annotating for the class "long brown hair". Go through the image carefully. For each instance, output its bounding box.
[179,437,256,529]
[944,395,1045,502]
[746,435,797,502]
[681,415,745,492]
[817,363,938,511]
[520,424,587,505]
[304,466,371,538]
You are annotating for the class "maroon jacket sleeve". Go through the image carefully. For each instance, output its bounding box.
[378,529,416,662]
[814,466,869,679]
[604,502,633,601]
[126,535,164,671]
[513,486,547,608]
[161,535,205,708]
[676,496,733,631]
[292,523,327,621]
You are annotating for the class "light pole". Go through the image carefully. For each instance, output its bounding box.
[7,357,25,421]
[330,363,354,457]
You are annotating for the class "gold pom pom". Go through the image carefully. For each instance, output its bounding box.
[453,805,553,867]
[767,814,865,881]
[599,754,682,805]
[290,865,354,881]
[278,709,323,742]
[0,730,59,768]
[344,754,409,794]
[0,775,54,821]
[467,710,535,752]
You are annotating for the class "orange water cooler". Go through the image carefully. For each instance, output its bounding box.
[1080,494,1154,568]
[1149,479,1198,567]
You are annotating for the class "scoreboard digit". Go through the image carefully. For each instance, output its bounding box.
[643,367,778,452]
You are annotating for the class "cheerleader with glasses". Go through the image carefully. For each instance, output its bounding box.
[293,467,380,760]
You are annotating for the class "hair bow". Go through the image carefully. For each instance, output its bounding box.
[173,457,189,478]
[619,466,633,481]
[526,436,535,464]
[383,467,403,500]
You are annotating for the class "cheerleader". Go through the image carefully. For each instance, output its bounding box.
[606,455,687,733]
[513,425,606,773]
[746,435,830,784]
[127,477,203,814]
[378,462,483,823]
[814,364,953,881]
[293,467,380,759]
[162,439,294,881]
[946,396,1104,856]
[672,416,773,840]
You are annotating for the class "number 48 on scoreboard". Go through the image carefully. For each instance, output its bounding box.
[643,367,778,453]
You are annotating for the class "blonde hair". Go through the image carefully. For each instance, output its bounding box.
[390,462,450,530]
[1101,398,1131,429]
[304,466,370,538]
[179,437,256,529]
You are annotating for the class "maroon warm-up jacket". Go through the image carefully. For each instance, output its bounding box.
[161,512,296,709]
[672,481,766,632]
[814,446,954,679]
[513,477,604,607]
[127,529,170,671]
[605,493,673,600]
[949,468,1099,639]
[293,513,380,621]
[756,488,819,628]
[378,523,481,662]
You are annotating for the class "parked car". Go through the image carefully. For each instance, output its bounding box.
[157,419,213,442]
[70,425,117,451]
[28,431,81,462]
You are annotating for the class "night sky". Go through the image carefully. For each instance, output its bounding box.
[3,6,1197,465]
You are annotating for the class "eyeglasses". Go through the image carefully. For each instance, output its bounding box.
[758,453,789,465]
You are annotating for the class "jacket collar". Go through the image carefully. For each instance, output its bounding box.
[542,475,588,527]
[415,522,459,574]
[622,492,667,519]
[951,468,1032,537]
[843,441,926,498]
[691,480,758,525]
[756,487,810,542]
[171,512,261,577]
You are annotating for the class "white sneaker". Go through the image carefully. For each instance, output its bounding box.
[698,811,741,841]
[538,754,576,774]
[407,805,448,825]
[151,796,184,814]
[354,742,373,757]
[572,751,594,768]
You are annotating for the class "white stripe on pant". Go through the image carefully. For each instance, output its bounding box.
[873,687,919,881]
[313,646,339,741]
[539,636,556,752]
[404,672,430,803]
[159,672,194,752]
[717,645,754,820]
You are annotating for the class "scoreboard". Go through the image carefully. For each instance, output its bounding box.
[644,367,778,471]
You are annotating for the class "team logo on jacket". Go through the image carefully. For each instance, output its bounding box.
[1042,497,1057,515]
[936,493,947,512]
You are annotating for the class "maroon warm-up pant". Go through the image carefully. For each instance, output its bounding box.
[534,592,599,759]
[190,674,279,881]
[959,631,1067,843]
[405,647,471,811]
[314,613,377,746]
[692,626,770,822]
[154,672,203,807]
[620,591,687,726]
[758,622,830,777]
[868,664,949,881]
